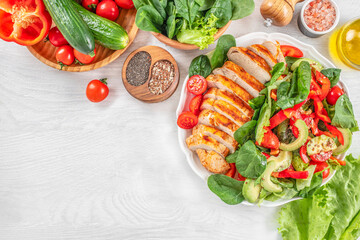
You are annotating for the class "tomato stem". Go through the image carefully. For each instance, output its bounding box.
[100,78,108,85]
[58,62,66,71]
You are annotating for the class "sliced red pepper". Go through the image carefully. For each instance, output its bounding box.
[269,110,287,129]
[235,172,246,181]
[0,0,52,46]
[309,76,322,98]
[313,96,331,123]
[311,118,320,135]
[269,99,308,129]
[270,89,277,101]
[330,156,346,166]
[310,151,332,163]
[225,163,236,178]
[261,128,280,150]
[262,152,270,159]
[315,71,331,100]
[272,169,309,179]
[300,144,310,163]
[324,123,344,145]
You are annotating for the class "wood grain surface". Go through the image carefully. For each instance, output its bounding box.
[1,1,360,239]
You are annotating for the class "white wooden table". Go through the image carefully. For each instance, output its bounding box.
[1,1,360,239]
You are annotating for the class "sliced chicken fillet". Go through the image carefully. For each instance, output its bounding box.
[198,109,239,137]
[196,149,230,174]
[206,75,253,103]
[193,124,238,153]
[262,41,285,63]
[204,88,254,118]
[213,61,264,97]
[227,47,271,84]
[186,134,230,158]
[248,44,277,68]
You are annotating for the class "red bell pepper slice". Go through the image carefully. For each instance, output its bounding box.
[262,152,270,159]
[315,71,331,100]
[0,0,52,46]
[313,96,331,123]
[330,156,346,166]
[261,128,280,150]
[300,144,310,163]
[310,151,332,163]
[235,172,246,181]
[269,110,287,129]
[225,163,236,178]
[272,169,309,179]
[324,123,344,145]
[309,76,322,98]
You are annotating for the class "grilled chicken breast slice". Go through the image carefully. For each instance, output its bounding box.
[262,41,285,63]
[227,47,271,84]
[204,88,254,118]
[193,124,238,153]
[200,98,250,127]
[248,44,277,68]
[186,134,230,159]
[206,75,253,103]
[213,61,264,97]
[198,109,239,137]
[196,149,230,174]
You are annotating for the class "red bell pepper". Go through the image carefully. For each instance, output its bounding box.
[315,71,331,100]
[261,128,280,150]
[330,156,346,166]
[235,172,246,181]
[309,77,322,98]
[310,151,332,163]
[0,0,52,46]
[270,89,277,101]
[262,152,270,159]
[300,144,310,163]
[269,110,287,129]
[269,99,308,129]
[324,123,344,145]
[272,169,309,179]
[313,96,331,123]
[225,163,236,178]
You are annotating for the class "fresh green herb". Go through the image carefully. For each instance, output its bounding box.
[268,62,286,86]
[248,95,265,110]
[189,55,212,78]
[207,174,245,205]
[332,95,358,131]
[236,140,267,179]
[321,68,341,87]
[233,120,257,145]
[210,34,236,69]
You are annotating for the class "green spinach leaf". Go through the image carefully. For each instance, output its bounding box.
[268,62,286,86]
[234,120,257,145]
[205,0,232,28]
[230,0,255,20]
[189,55,212,78]
[133,0,166,19]
[207,174,245,205]
[225,148,240,163]
[248,95,265,110]
[236,140,267,179]
[210,34,236,69]
[285,56,300,69]
[321,68,341,87]
[332,94,358,130]
[174,0,200,26]
[199,0,215,11]
[135,5,164,33]
[166,15,176,38]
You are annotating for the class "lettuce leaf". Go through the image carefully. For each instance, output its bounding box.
[278,154,360,240]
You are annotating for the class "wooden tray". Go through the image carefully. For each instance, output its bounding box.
[151,21,231,50]
[27,8,138,72]
[122,46,179,103]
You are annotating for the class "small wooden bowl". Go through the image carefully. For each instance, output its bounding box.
[151,21,232,50]
[27,8,138,72]
[122,46,179,103]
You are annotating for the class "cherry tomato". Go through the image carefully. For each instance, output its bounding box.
[310,161,330,179]
[48,27,68,47]
[74,48,96,65]
[177,111,198,129]
[326,86,344,105]
[56,45,75,69]
[310,151,332,163]
[280,45,304,58]
[261,128,280,150]
[115,0,134,9]
[225,163,236,178]
[189,95,203,115]
[82,0,99,11]
[235,172,246,181]
[96,0,119,21]
[187,75,207,95]
[86,79,109,102]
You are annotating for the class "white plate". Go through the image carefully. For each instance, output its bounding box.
[176,32,349,207]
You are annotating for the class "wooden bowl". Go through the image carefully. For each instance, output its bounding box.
[151,21,232,50]
[122,46,179,103]
[27,8,138,72]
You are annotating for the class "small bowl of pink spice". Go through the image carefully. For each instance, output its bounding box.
[298,0,340,38]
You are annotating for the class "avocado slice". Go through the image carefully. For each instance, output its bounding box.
[296,165,316,191]
[307,135,337,156]
[261,161,282,193]
[242,179,262,203]
[333,128,352,155]
[270,150,292,172]
[280,120,308,151]
[292,153,309,171]
[255,102,271,144]
[291,58,324,72]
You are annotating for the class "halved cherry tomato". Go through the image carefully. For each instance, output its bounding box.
[48,27,68,47]
[280,45,304,58]
[310,161,330,179]
[187,75,207,95]
[261,127,280,150]
[96,0,119,21]
[177,111,198,129]
[82,0,99,11]
[310,151,332,163]
[189,95,203,116]
[315,71,331,100]
[115,0,134,9]
[300,144,310,163]
[74,48,96,64]
[327,86,344,105]
[225,163,236,178]
[86,78,109,102]
[56,45,75,70]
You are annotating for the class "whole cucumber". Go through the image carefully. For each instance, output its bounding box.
[43,0,95,55]
[72,1,129,50]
